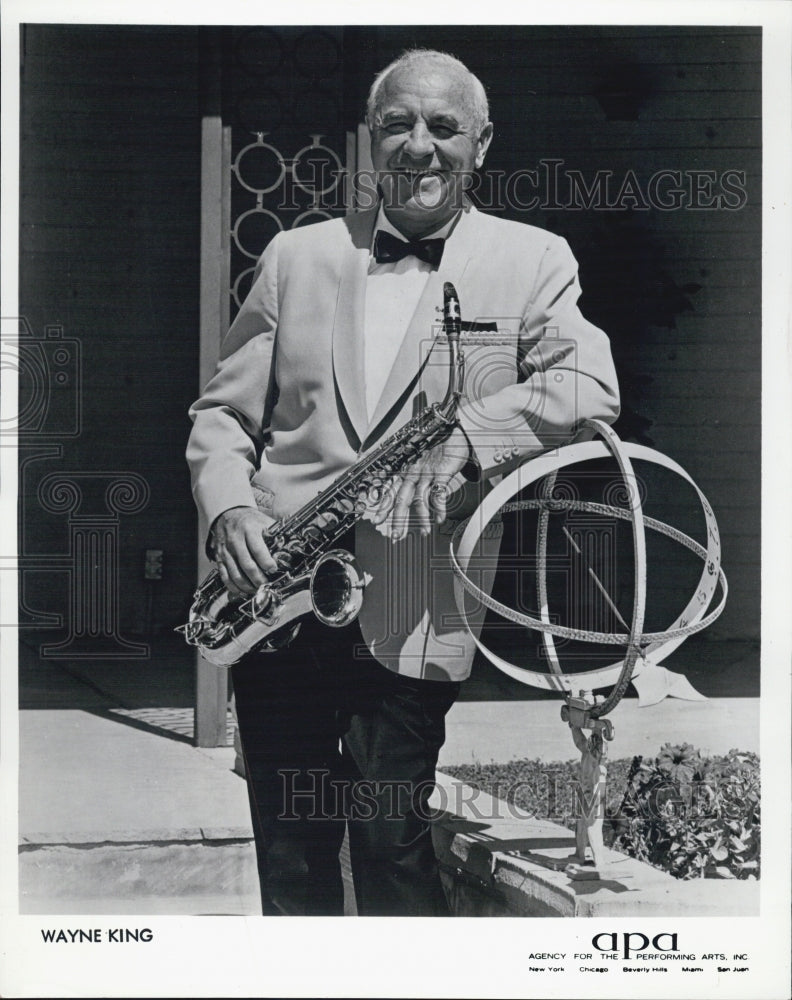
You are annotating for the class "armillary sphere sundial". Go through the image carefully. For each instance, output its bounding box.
[450,419,728,879]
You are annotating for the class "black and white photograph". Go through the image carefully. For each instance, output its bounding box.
[1,1,790,997]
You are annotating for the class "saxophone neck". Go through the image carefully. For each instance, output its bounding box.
[438,281,465,419]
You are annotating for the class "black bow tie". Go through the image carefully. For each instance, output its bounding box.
[373,229,445,268]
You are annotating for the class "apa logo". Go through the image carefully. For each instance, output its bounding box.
[593,932,679,959]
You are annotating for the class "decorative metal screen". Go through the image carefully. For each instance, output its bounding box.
[225,27,349,319]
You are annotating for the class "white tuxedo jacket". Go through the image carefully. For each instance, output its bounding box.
[187,204,619,680]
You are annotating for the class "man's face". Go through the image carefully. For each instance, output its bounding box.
[370,64,493,238]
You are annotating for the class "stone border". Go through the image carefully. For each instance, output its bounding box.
[431,772,759,917]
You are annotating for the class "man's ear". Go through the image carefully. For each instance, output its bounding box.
[475,123,494,169]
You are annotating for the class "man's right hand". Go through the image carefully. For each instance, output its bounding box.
[211,506,278,597]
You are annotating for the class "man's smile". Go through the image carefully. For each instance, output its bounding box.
[383,169,450,211]
[389,167,444,182]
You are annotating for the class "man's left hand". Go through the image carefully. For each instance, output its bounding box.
[370,427,471,540]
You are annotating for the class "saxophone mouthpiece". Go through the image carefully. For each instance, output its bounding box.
[443,282,461,341]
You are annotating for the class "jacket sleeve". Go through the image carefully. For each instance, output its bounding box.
[185,236,281,532]
[456,236,620,480]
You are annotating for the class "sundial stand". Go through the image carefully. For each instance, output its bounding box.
[449,420,728,883]
[561,691,616,881]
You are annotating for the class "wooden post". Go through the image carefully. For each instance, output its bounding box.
[194,31,231,747]
[346,123,373,213]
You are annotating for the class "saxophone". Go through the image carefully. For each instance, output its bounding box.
[178,282,466,666]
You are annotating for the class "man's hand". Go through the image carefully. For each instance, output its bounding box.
[211,506,278,596]
[371,427,472,541]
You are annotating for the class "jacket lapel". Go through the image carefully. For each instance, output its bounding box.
[331,208,378,446]
[364,206,478,442]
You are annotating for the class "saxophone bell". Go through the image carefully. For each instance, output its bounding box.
[310,549,366,627]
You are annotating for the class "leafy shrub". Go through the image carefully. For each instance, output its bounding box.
[611,744,760,880]
[442,756,635,826]
[442,744,760,881]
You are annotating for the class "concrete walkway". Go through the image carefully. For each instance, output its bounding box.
[17,639,760,915]
[18,647,258,914]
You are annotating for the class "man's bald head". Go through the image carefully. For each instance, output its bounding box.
[366,49,490,135]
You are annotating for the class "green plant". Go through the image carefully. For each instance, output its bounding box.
[612,744,760,880]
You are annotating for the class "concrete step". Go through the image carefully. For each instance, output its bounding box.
[19,832,260,916]
[20,829,358,916]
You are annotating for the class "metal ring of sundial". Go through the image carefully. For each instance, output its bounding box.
[450,419,727,712]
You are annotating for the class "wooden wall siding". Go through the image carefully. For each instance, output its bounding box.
[19,25,202,647]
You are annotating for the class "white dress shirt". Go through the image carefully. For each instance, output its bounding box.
[363,207,457,420]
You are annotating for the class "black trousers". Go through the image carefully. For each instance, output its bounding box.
[231,615,460,916]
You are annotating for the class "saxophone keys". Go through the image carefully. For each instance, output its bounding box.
[274,550,294,570]
[175,620,209,644]
[366,477,387,504]
[243,585,278,623]
[331,497,356,516]
[355,486,373,511]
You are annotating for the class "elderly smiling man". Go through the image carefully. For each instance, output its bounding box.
[186,49,619,916]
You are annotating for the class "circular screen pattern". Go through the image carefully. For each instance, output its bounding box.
[233,208,283,260]
[293,29,340,78]
[234,28,284,77]
[233,137,285,194]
